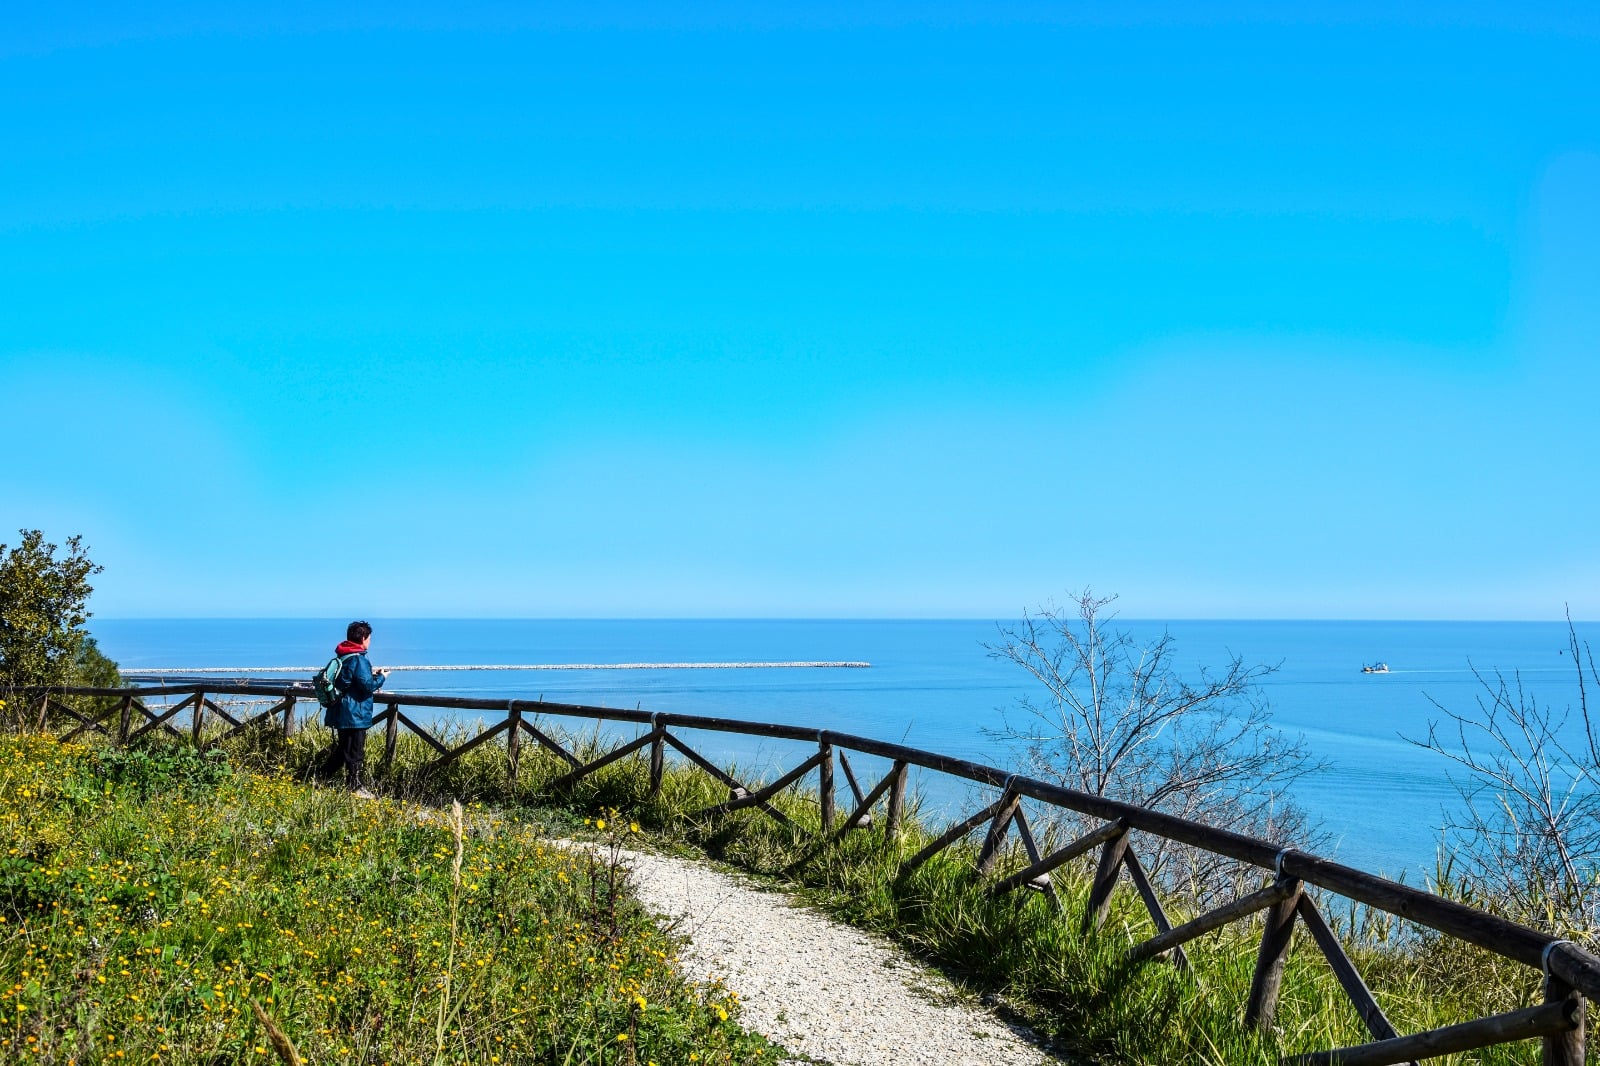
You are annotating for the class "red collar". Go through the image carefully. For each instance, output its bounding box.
[335,640,366,655]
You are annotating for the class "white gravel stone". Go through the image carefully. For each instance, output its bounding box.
[617,848,1057,1066]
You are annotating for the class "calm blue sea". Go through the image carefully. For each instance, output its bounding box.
[91,618,1599,881]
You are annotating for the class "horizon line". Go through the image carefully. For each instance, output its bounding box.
[95,614,1598,624]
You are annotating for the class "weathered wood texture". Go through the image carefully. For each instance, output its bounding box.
[1285,999,1580,1066]
[818,741,835,835]
[975,790,1023,878]
[1245,879,1305,1029]
[900,796,1009,878]
[1130,880,1295,965]
[991,818,1125,898]
[1295,894,1405,1047]
[1121,847,1190,970]
[1083,828,1131,933]
[884,760,908,840]
[1545,973,1586,1066]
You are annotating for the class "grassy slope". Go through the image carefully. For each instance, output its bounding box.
[0,734,780,1065]
[2,710,1560,1065]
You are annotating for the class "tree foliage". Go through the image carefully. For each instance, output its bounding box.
[987,589,1323,903]
[0,529,105,696]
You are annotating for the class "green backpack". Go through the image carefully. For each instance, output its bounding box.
[311,653,356,711]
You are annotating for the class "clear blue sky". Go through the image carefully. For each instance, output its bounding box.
[3,2,1596,619]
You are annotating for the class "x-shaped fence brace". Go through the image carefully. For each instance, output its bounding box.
[22,682,1597,1066]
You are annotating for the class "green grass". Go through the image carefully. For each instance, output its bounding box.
[5,702,1573,1065]
[0,732,782,1065]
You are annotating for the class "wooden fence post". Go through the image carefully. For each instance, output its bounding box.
[382,702,399,774]
[649,720,665,796]
[191,692,206,745]
[818,739,835,835]
[1245,878,1305,1030]
[117,695,133,745]
[1082,828,1131,933]
[1545,972,1586,1066]
[283,695,297,737]
[506,705,523,785]
[976,789,1022,878]
[885,760,908,842]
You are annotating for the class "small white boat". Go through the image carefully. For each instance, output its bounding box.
[1361,662,1390,674]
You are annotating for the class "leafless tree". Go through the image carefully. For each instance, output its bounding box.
[986,589,1323,905]
[1409,611,1600,941]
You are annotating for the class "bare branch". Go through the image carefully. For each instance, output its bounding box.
[985,588,1323,906]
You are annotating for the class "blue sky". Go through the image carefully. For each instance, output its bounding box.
[3,2,1597,619]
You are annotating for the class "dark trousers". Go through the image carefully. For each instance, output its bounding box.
[319,728,367,788]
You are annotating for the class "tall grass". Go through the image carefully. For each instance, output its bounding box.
[369,711,1553,1065]
[11,701,1570,1064]
[0,731,782,1064]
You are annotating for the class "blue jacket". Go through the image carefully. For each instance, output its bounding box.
[325,649,385,730]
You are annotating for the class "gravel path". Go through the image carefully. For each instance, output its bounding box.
[619,849,1058,1066]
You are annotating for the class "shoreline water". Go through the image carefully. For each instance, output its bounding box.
[93,616,1599,880]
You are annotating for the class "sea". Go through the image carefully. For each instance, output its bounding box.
[91,617,1599,882]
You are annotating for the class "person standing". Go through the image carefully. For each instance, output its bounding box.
[318,620,388,797]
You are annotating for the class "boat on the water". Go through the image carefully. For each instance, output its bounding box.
[1361,662,1390,674]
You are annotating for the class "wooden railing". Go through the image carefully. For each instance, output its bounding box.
[25,681,1599,1065]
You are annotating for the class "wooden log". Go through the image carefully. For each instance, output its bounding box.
[396,712,452,757]
[1544,972,1585,1066]
[992,819,1126,897]
[1294,894,1404,1046]
[834,763,900,838]
[975,790,1022,877]
[191,692,206,745]
[838,751,868,806]
[1122,847,1190,971]
[520,718,583,770]
[818,741,835,835]
[56,704,118,742]
[900,797,1009,878]
[128,695,197,742]
[207,698,294,747]
[649,724,665,795]
[1286,999,1580,1066]
[818,730,1013,790]
[544,730,655,792]
[382,703,400,773]
[1010,807,1062,908]
[118,695,133,744]
[52,683,213,698]
[711,751,826,816]
[506,705,523,785]
[202,697,242,729]
[885,760,908,841]
[424,718,514,777]
[1130,879,1296,965]
[654,711,828,743]
[1082,828,1131,933]
[145,692,200,721]
[660,732,792,827]
[282,694,297,737]
[1270,851,1600,992]
[1244,877,1304,1029]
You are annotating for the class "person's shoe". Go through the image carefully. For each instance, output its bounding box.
[351,787,377,800]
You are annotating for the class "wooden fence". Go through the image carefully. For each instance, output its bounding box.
[25,681,1600,1066]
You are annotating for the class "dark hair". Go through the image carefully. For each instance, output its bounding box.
[347,620,372,643]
